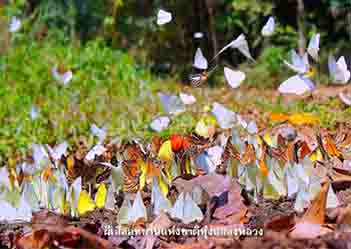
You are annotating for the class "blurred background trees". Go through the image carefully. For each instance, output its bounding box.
[2,0,351,84]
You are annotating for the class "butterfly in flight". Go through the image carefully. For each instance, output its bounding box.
[189,64,218,87]
[189,34,254,87]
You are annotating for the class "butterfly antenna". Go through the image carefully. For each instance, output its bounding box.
[208,64,219,75]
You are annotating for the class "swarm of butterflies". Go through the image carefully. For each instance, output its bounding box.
[2,9,351,226]
[2,96,351,225]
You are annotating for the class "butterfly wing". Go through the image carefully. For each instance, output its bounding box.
[157,9,172,25]
[90,124,106,142]
[338,92,351,106]
[9,17,21,33]
[223,67,245,89]
[261,16,275,37]
[212,102,237,129]
[336,56,351,83]
[337,56,348,71]
[62,71,73,85]
[193,48,208,70]
[179,93,196,105]
[247,121,258,134]
[213,40,235,60]
[284,50,309,74]
[127,191,147,223]
[278,75,315,95]
[30,106,39,120]
[329,55,350,84]
[328,55,338,76]
[149,116,171,133]
[307,33,320,61]
[48,141,68,161]
[85,144,107,161]
[158,92,186,115]
[231,34,254,61]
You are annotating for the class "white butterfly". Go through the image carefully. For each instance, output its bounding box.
[328,55,350,84]
[104,184,115,211]
[52,66,73,86]
[284,50,310,74]
[223,67,245,89]
[0,167,11,187]
[157,9,172,25]
[307,33,320,61]
[246,121,258,134]
[21,180,40,210]
[284,163,299,197]
[0,196,32,222]
[46,141,68,162]
[117,195,132,225]
[110,165,124,191]
[278,75,315,95]
[32,144,50,169]
[236,115,248,129]
[149,116,171,133]
[212,102,237,129]
[193,32,204,39]
[326,184,339,209]
[68,177,82,217]
[179,92,196,105]
[151,178,171,215]
[194,146,224,174]
[206,146,224,166]
[194,151,217,173]
[158,92,186,115]
[214,34,254,61]
[9,17,21,33]
[193,48,208,70]
[30,106,40,120]
[85,144,107,161]
[261,16,275,37]
[128,191,147,223]
[90,124,107,143]
[168,192,203,224]
[339,92,351,106]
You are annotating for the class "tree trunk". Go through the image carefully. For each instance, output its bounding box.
[297,0,306,56]
[206,0,218,63]
[347,9,351,41]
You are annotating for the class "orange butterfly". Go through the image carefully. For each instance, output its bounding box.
[240,142,256,165]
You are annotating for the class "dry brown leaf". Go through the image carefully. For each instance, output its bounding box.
[142,211,173,249]
[16,231,50,249]
[264,213,295,232]
[16,211,113,249]
[162,240,215,249]
[289,182,334,239]
[173,173,247,220]
[328,205,351,229]
[303,181,329,224]
[295,126,319,152]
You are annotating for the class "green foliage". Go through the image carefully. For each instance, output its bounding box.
[240,46,287,88]
[323,0,351,8]
[0,35,168,157]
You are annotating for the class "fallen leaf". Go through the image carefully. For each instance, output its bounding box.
[142,211,172,249]
[264,213,295,232]
[173,173,247,220]
[289,182,335,238]
[16,231,50,249]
